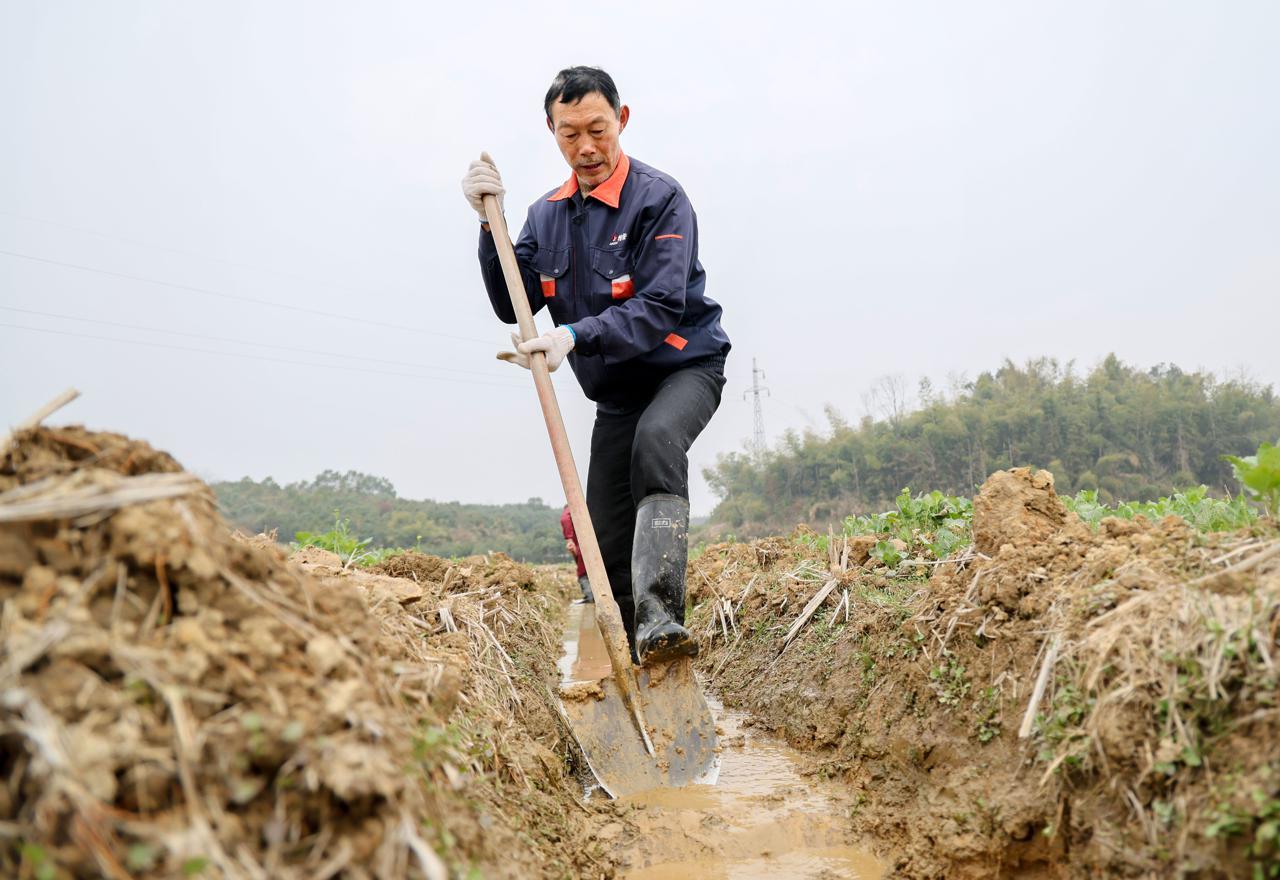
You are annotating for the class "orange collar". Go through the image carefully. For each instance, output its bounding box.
[547,153,630,208]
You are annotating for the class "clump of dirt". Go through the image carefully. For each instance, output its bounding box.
[560,681,605,703]
[691,468,1280,879]
[374,550,450,583]
[1,425,183,487]
[374,550,539,593]
[971,466,1068,556]
[0,425,612,879]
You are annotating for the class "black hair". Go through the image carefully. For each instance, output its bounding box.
[543,66,621,121]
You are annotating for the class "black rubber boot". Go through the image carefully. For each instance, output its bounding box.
[632,493,696,666]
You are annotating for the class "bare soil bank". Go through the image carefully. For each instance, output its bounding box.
[0,426,622,878]
[690,468,1279,878]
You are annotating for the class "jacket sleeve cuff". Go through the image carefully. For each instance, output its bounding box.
[567,318,600,355]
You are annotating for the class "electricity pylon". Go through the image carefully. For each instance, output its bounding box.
[743,358,769,460]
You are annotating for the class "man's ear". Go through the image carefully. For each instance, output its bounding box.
[618,105,630,132]
[546,116,555,133]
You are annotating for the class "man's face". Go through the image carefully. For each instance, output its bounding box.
[547,92,630,193]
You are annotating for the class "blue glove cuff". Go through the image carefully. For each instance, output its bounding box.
[565,325,577,341]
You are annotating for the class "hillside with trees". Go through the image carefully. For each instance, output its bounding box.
[705,356,1280,537]
[214,469,566,563]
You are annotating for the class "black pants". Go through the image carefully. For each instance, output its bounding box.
[586,360,726,644]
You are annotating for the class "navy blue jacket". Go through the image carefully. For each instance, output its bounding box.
[479,154,730,405]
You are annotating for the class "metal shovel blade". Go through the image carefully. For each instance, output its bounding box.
[561,656,719,798]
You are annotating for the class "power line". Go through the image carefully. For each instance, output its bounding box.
[0,209,424,304]
[0,321,532,392]
[0,304,518,383]
[0,247,495,347]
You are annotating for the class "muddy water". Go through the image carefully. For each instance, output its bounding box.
[559,601,884,880]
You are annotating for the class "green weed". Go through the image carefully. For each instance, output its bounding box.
[973,686,1002,743]
[20,843,56,880]
[414,722,469,763]
[929,658,971,707]
[293,511,426,568]
[293,510,376,567]
[1034,683,1093,772]
[881,632,922,662]
[802,619,843,656]
[1204,771,1280,876]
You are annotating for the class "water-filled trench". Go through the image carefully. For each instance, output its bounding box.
[558,601,884,879]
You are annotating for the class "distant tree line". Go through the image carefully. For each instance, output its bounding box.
[214,469,566,563]
[704,356,1280,536]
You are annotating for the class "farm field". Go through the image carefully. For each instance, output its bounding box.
[2,422,1277,878]
[5,0,1279,876]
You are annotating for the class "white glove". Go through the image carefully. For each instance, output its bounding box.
[462,151,505,221]
[497,327,575,372]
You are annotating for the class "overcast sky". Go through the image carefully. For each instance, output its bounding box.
[2,1,1277,516]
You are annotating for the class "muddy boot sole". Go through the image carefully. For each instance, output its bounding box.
[638,623,698,666]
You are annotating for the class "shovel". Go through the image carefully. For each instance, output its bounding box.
[481,186,718,797]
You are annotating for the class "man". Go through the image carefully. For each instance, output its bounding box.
[462,66,730,665]
[560,504,594,603]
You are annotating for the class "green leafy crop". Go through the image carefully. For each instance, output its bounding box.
[1223,440,1280,518]
[842,488,974,566]
[1065,486,1257,532]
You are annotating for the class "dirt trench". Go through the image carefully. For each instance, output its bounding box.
[0,422,884,880]
[6,425,1277,879]
[558,601,883,878]
[687,468,1280,878]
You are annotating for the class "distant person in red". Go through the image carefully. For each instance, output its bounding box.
[560,505,594,603]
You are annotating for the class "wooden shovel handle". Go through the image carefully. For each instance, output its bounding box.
[481,190,654,755]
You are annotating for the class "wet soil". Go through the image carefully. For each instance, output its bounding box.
[559,601,885,879]
[687,470,1280,878]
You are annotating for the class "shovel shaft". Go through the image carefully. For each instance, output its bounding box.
[481,192,654,755]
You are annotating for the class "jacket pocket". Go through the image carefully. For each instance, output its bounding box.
[590,247,634,301]
[531,247,569,299]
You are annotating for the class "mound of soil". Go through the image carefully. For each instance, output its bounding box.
[0,425,614,878]
[971,466,1068,556]
[691,469,1279,878]
[373,550,539,593]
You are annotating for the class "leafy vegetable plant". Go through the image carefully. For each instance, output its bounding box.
[1223,440,1280,518]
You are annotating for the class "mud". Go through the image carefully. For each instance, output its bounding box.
[560,603,614,686]
[558,600,885,878]
[558,604,718,795]
[618,703,883,880]
[561,680,607,702]
[690,470,1280,878]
